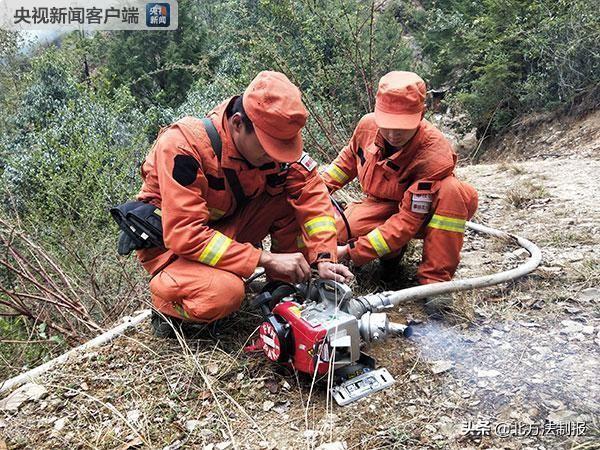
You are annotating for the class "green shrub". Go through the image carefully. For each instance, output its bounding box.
[407,0,600,134]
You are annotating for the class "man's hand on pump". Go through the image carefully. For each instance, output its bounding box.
[317,261,353,283]
[259,251,354,284]
[259,251,311,283]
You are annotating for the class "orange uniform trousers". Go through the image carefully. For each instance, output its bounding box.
[139,193,302,323]
[337,177,478,284]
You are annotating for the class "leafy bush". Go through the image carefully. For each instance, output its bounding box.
[405,0,600,133]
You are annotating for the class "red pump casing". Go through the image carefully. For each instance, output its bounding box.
[248,301,331,376]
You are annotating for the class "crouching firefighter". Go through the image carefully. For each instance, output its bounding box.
[321,71,478,317]
[113,71,352,337]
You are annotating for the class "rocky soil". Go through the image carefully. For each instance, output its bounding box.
[1,111,599,449]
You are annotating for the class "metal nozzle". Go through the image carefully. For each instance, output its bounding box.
[358,313,413,343]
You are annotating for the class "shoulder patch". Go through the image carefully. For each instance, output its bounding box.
[411,193,433,214]
[357,147,366,165]
[173,154,200,186]
[298,152,317,172]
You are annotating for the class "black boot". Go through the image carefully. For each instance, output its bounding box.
[151,311,222,340]
[151,311,182,338]
[423,294,454,320]
[379,255,404,287]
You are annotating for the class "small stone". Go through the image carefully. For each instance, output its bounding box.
[272,401,290,414]
[431,360,454,374]
[512,248,529,259]
[0,383,48,411]
[215,441,231,450]
[265,379,279,394]
[560,320,584,334]
[202,445,214,450]
[518,321,539,328]
[262,400,275,412]
[126,410,141,425]
[53,417,68,431]
[303,430,319,440]
[316,442,347,450]
[568,252,584,262]
[185,420,201,433]
[548,410,578,423]
[476,369,501,378]
[163,441,183,450]
[200,429,214,438]
[578,288,599,303]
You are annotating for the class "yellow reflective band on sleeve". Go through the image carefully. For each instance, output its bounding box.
[208,207,226,221]
[326,164,349,184]
[154,208,162,216]
[172,303,190,319]
[199,231,232,266]
[427,214,466,233]
[366,228,391,257]
[304,216,336,237]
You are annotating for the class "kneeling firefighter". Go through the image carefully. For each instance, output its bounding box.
[321,71,479,316]
[114,71,352,337]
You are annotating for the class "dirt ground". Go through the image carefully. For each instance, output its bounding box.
[1,111,599,449]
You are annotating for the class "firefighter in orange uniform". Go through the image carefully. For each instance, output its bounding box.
[322,71,478,315]
[137,71,352,336]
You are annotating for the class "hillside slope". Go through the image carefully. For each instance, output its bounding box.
[1,111,599,450]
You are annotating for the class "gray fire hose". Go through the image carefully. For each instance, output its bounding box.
[344,220,543,317]
[1,221,541,394]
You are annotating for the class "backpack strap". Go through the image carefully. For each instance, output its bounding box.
[178,116,249,209]
[200,117,248,209]
[201,117,222,160]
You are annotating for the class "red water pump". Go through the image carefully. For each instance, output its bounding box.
[244,280,412,379]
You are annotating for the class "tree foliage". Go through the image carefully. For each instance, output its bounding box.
[0,0,598,373]
[403,0,600,131]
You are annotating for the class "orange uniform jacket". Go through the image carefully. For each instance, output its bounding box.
[322,114,457,265]
[137,97,337,278]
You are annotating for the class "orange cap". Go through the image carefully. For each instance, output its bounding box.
[374,71,426,129]
[243,71,308,163]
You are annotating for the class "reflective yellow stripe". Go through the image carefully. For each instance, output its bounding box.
[304,216,336,236]
[154,208,162,217]
[199,231,232,266]
[296,234,306,249]
[173,303,190,319]
[366,228,391,257]
[326,164,349,184]
[427,214,466,233]
[208,207,226,221]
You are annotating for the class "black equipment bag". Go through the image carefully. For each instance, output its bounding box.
[110,201,164,255]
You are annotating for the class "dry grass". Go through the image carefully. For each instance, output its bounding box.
[498,161,526,175]
[505,179,549,208]
[4,155,600,449]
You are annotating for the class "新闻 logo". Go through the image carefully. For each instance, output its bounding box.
[146,3,169,27]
